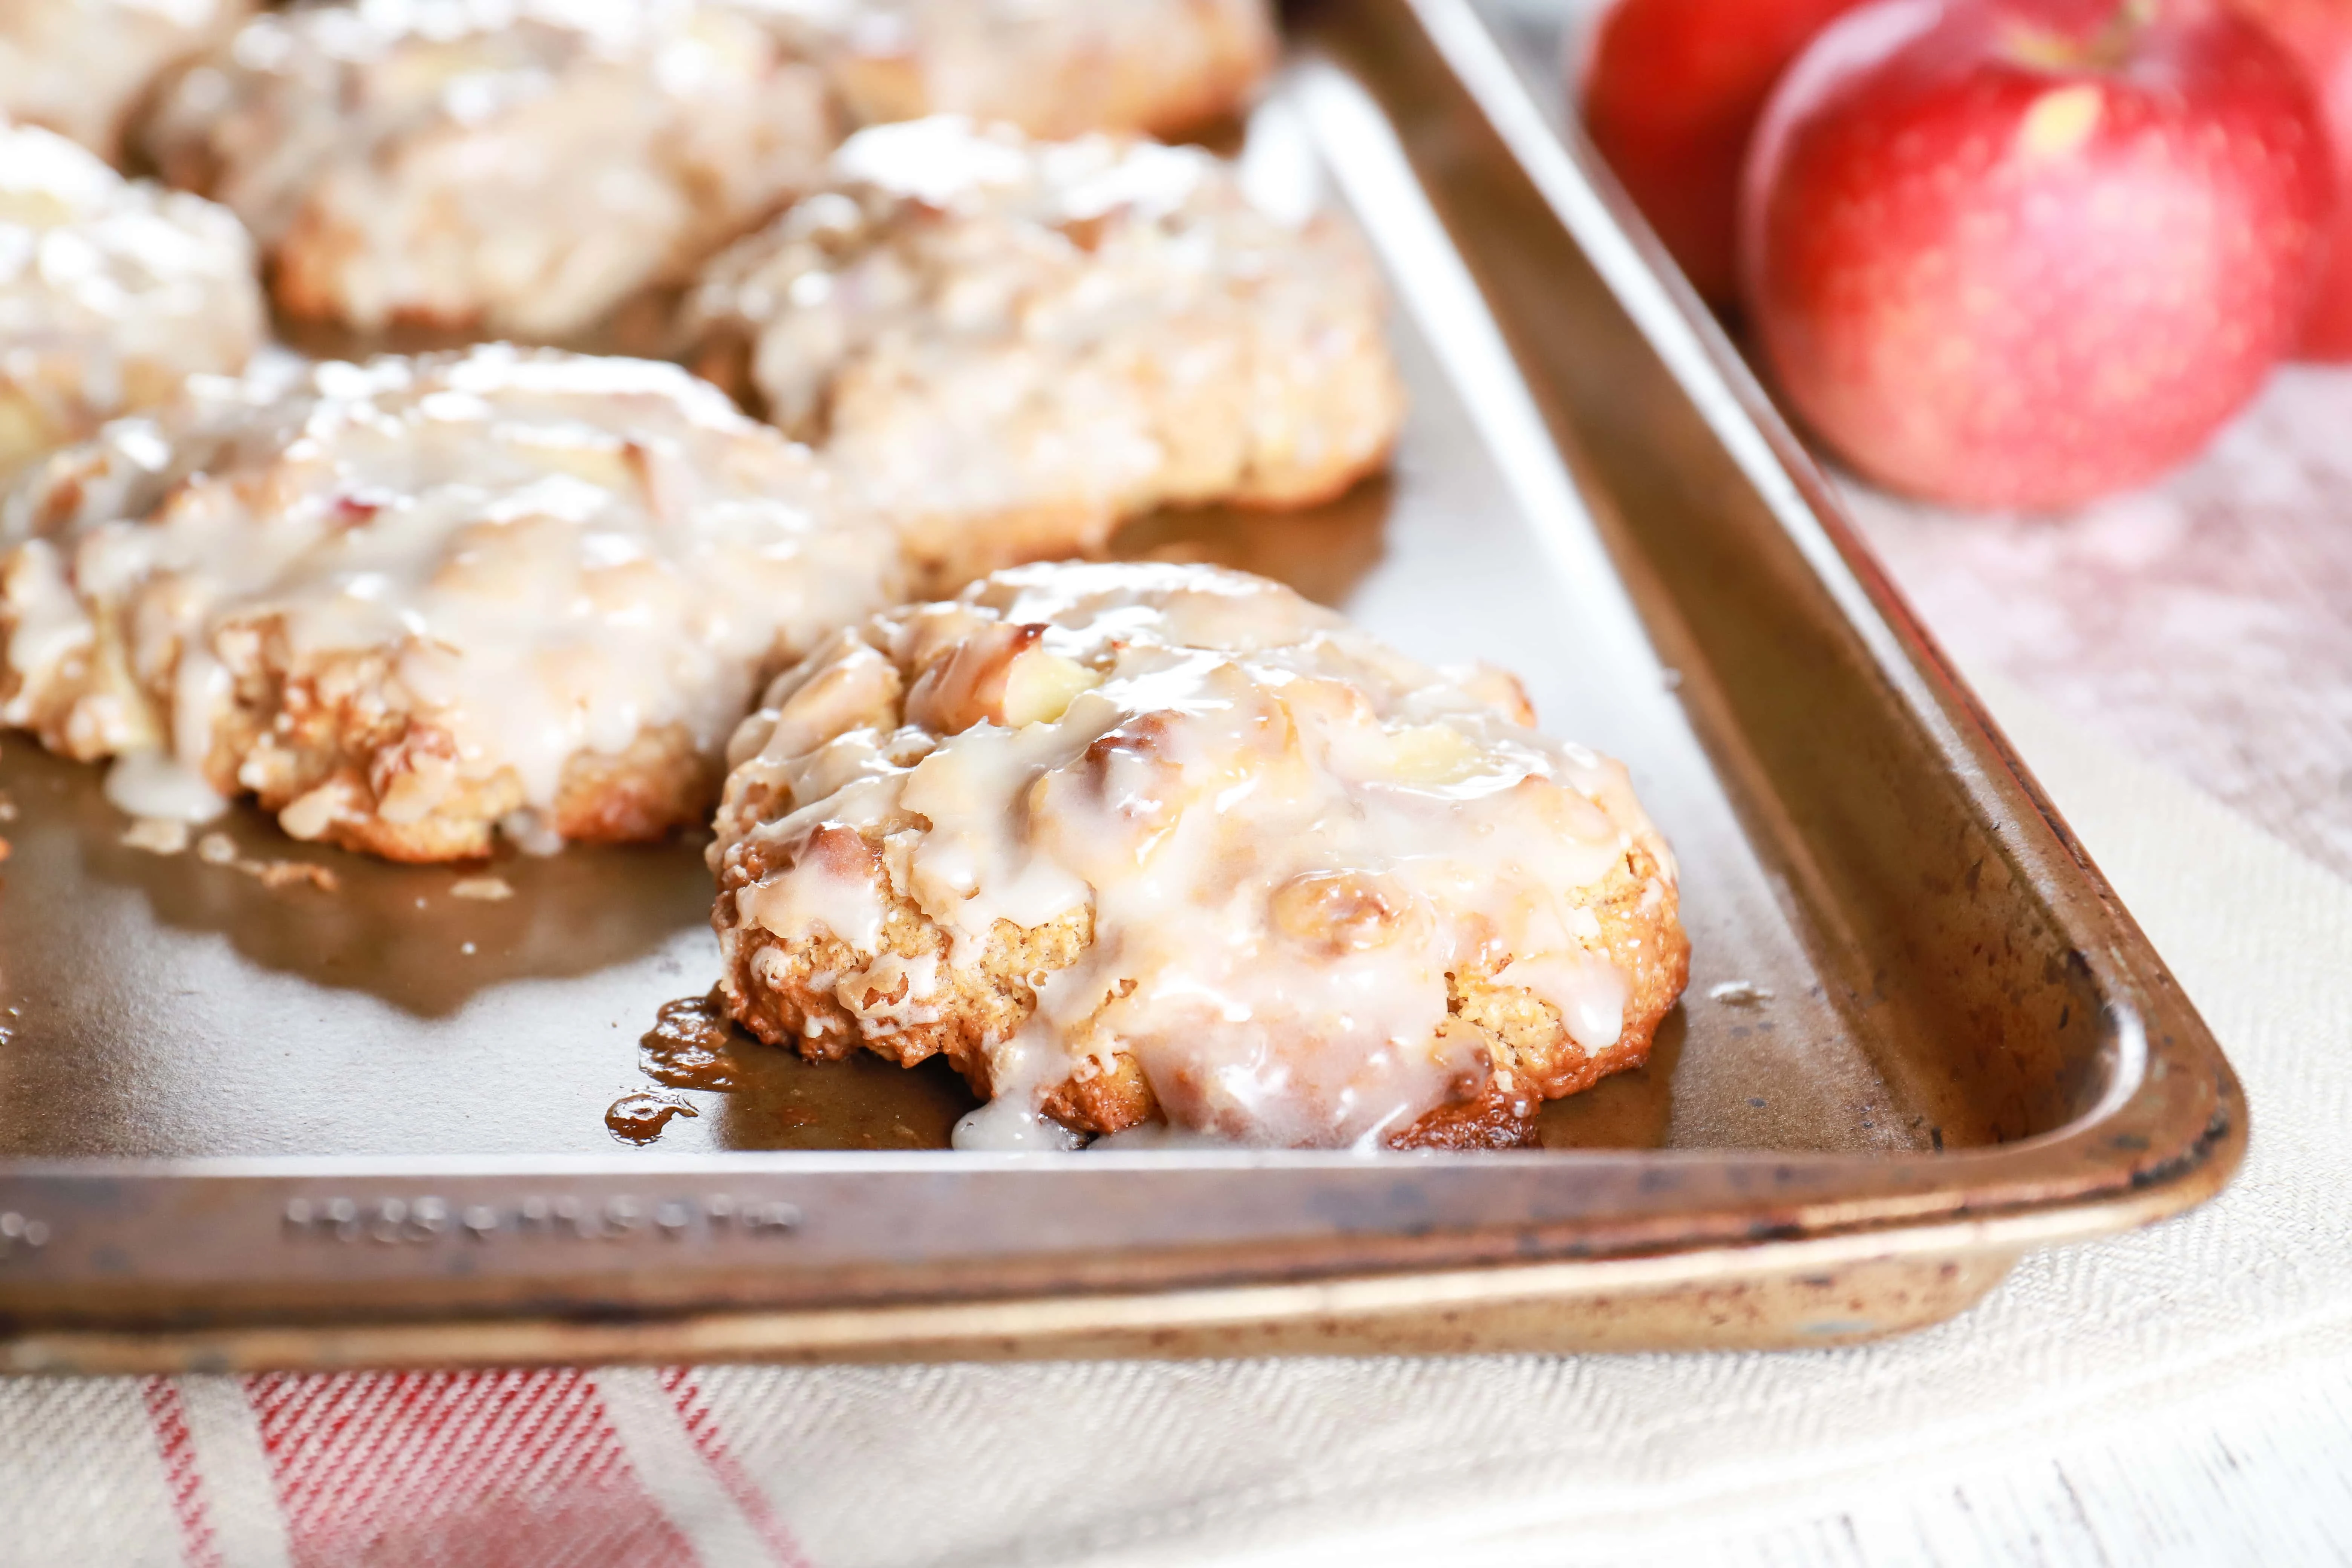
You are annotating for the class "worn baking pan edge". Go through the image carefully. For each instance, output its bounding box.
[0,1219,2066,1374]
[0,0,2244,1362]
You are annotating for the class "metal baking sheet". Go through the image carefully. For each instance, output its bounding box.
[0,0,2242,1369]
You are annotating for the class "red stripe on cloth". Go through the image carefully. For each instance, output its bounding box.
[246,1370,700,1568]
[144,1378,225,1568]
[659,1367,812,1568]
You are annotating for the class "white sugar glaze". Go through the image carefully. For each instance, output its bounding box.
[715,562,1677,1149]
[0,124,262,479]
[686,116,1404,576]
[0,343,901,848]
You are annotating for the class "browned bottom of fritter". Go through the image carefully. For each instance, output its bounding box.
[715,823,1689,1149]
[230,703,721,865]
[824,8,1278,142]
[890,443,1404,596]
[268,271,693,363]
[688,328,1401,596]
[9,632,720,862]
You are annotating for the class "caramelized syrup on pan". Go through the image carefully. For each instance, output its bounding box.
[605,992,737,1142]
[638,993,740,1091]
[609,990,976,1149]
[604,1090,697,1144]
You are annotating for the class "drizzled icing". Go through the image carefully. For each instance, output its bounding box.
[143,0,839,338]
[0,0,252,161]
[0,124,263,481]
[685,116,1405,580]
[713,562,1677,1150]
[0,343,901,850]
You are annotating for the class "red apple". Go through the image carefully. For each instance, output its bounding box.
[2228,0,2352,355]
[1582,0,1870,302]
[1741,0,2331,510]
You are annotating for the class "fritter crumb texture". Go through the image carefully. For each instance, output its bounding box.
[711,561,1689,1150]
[0,344,901,860]
[686,116,1406,591]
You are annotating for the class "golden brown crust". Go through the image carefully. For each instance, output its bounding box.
[717,824,1092,1082]
[267,204,363,330]
[184,632,718,862]
[877,444,1404,599]
[272,261,696,364]
[818,0,1278,141]
[1407,843,1689,1148]
[894,502,1127,600]
[718,811,1690,1147]
[0,613,719,863]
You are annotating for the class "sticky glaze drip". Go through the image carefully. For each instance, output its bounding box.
[104,750,228,823]
[714,562,1680,1150]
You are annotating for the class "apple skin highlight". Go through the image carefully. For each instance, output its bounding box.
[1741,0,2332,510]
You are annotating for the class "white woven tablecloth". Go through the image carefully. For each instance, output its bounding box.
[1,647,2345,1568]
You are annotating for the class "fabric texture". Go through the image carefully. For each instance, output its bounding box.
[0,665,2344,1568]
[1848,369,2352,884]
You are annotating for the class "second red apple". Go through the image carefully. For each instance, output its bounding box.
[2230,0,2352,356]
[1582,0,1866,302]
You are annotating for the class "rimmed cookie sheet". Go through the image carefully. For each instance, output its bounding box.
[0,0,2243,1369]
